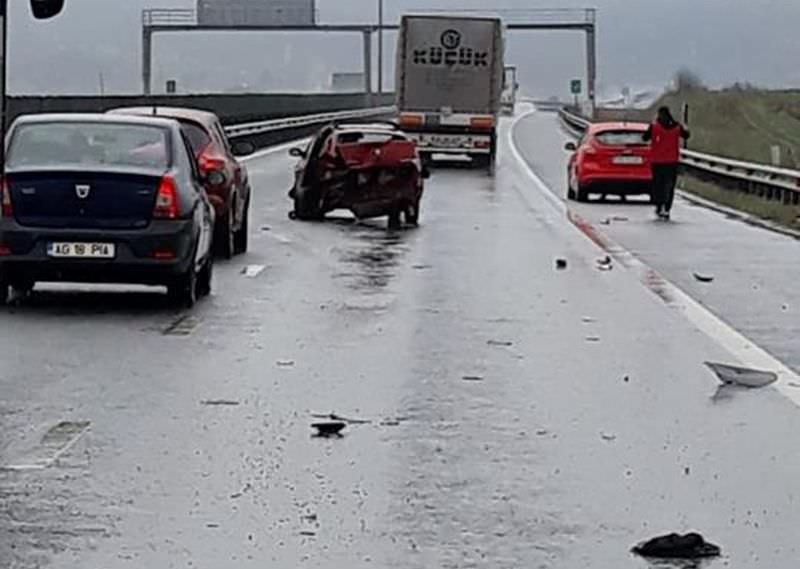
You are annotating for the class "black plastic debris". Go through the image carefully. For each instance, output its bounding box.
[693,272,715,283]
[555,258,568,270]
[705,361,778,388]
[201,399,240,406]
[462,375,484,382]
[596,256,613,271]
[632,532,721,559]
[487,339,513,347]
[311,421,346,438]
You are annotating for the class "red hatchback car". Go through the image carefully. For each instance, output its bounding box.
[109,107,255,258]
[564,122,653,202]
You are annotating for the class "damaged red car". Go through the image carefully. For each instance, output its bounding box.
[288,123,428,227]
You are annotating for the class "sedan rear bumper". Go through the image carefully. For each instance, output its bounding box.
[0,219,196,285]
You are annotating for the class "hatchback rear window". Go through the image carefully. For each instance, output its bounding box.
[594,130,647,146]
[337,131,405,145]
[7,122,170,170]
[179,121,212,155]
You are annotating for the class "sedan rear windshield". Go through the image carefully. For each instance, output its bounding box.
[7,122,171,170]
[594,130,648,146]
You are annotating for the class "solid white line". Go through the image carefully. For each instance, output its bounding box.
[1,426,90,471]
[507,109,800,405]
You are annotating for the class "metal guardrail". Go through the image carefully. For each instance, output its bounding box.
[557,107,800,205]
[223,106,395,139]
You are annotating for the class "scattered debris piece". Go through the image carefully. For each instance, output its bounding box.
[462,375,484,382]
[201,400,240,406]
[299,530,317,537]
[487,339,513,347]
[276,360,295,367]
[206,523,220,529]
[555,258,568,270]
[261,225,271,231]
[596,256,613,271]
[623,375,630,383]
[585,336,601,342]
[163,315,202,336]
[632,532,721,559]
[301,513,318,522]
[600,432,617,442]
[380,419,401,427]
[242,265,266,278]
[535,429,549,436]
[599,218,611,225]
[311,421,346,438]
[411,264,433,270]
[581,316,597,323]
[684,466,691,475]
[692,272,714,283]
[705,361,778,388]
[611,215,629,222]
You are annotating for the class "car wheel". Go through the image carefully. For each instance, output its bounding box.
[196,254,213,298]
[292,186,322,221]
[234,194,249,255]
[168,262,198,308]
[214,207,234,260]
[405,199,420,226]
[576,185,589,202]
[387,209,402,229]
[0,278,9,306]
[567,172,577,200]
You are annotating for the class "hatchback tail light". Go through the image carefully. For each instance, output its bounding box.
[153,176,179,219]
[198,151,227,180]
[1,178,12,218]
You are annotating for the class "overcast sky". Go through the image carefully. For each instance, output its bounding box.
[8,0,800,97]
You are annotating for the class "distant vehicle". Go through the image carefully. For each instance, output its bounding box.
[500,65,519,116]
[108,107,255,259]
[564,122,654,202]
[288,123,428,228]
[0,114,217,306]
[395,14,505,170]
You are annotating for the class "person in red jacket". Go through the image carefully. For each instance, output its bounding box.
[643,106,690,220]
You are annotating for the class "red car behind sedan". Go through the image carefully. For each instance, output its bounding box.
[564,122,653,202]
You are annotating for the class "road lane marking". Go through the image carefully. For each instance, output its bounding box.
[508,110,800,406]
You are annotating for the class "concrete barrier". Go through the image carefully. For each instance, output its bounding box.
[6,93,395,126]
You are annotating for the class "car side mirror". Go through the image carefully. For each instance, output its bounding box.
[564,142,577,152]
[232,140,255,157]
[31,0,65,19]
[203,170,226,186]
[289,147,306,158]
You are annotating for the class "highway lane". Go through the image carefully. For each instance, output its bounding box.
[2,121,800,568]
[514,109,800,374]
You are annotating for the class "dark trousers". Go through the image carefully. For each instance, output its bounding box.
[652,163,679,211]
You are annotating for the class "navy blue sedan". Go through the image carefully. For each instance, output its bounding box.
[0,113,218,307]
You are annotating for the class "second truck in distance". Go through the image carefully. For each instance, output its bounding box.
[395,14,505,170]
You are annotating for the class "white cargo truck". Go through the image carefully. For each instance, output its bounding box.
[500,65,518,116]
[395,14,504,169]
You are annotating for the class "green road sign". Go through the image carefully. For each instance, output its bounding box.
[570,79,582,95]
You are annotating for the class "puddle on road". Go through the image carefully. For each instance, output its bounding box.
[334,231,409,293]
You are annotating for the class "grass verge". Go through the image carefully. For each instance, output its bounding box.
[680,176,800,232]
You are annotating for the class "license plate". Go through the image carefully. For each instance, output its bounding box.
[613,155,643,165]
[428,136,464,148]
[47,242,115,259]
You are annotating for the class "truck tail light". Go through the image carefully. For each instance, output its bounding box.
[398,113,423,128]
[469,116,495,130]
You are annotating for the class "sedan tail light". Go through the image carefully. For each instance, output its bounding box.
[153,176,180,219]
[1,178,12,218]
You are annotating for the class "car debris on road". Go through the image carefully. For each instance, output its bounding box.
[632,532,721,559]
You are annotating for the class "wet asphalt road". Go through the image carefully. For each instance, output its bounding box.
[2,115,800,568]
[514,110,800,373]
